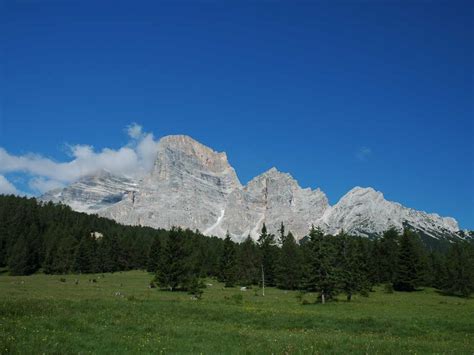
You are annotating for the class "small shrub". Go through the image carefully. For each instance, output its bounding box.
[59,278,66,283]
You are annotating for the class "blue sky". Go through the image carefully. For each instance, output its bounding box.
[1,1,473,228]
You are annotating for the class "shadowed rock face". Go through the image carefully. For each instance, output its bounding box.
[42,135,461,241]
[40,170,138,213]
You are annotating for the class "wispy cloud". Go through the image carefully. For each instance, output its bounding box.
[0,124,159,196]
[0,175,22,195]
[355,147,372,161]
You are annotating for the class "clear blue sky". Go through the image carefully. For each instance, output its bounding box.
[1,1,473,228]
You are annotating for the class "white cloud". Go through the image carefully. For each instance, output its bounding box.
[0,175,21,195]
[29,177,66,194]
[126,122,144,140]
[0,124,160,195]
[356,147,372,161]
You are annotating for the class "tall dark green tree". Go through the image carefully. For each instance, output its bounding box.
[155,228,192,291]
[443,242,474,297]
[146,236,162,273]
[219,232,237,287]
[393,229,419,291]
[258,223,278,287]
[275,231,302,290]
[73,234,98,274]
[303,226,338,304]
[236,236,260,285]
[377,228,400,283]
[8,224,41,275]
[338,234,370,301]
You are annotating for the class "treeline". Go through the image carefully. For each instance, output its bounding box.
[1,195,473,299]
[150,224,474,300]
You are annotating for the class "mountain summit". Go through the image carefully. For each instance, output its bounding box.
[41,135,461,242]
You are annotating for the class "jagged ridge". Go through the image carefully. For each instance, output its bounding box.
[41,135,462,241]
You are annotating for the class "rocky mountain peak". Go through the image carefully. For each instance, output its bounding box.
[41,134,462,242]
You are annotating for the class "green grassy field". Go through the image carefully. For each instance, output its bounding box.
[0,271,472,354]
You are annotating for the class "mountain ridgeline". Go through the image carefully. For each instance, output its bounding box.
[41,135,466,244]
[1,195,473,298]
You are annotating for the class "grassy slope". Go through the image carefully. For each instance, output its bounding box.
[0,271,472,354]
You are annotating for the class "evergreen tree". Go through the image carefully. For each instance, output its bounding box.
[377,228,400,283]
[146,236,161,273]
[443,242,474,297]
[393,229,419,291]
[155,228,192,291]
[338,235,370,301]
[8,234,36,275]
[8,225,40,275]
[236,236,260,285]
[73,234,98,274]
[257,224,278,287]
[303,226,338,303]
[275,231,302,290]
[219,232,237,287]
[428,251,448,289]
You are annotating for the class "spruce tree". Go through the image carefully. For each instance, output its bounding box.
[236,236,260,285]
[258,223,277,287]
[146,236,161,273]
[155,228,191,291]
[443,242,474,297]
[73,234,98,274]
[339,235,370,301]
[378,228,400,283]
[303,226,338,303]
[219,232,237,287]
[275,231,302,290]
[393,229,419,291]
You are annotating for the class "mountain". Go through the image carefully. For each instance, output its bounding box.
[99,135,242,232]
[319,187,459,239]
[41,135,463,242]
[40,170,138,213]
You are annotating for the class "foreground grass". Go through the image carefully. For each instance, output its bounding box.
[0,271,473,354]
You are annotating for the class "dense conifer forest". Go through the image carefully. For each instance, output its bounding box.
[1,195,473,299]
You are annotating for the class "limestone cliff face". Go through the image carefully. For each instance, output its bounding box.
[42,134,461,242]
[100,135,242,232]
[40,170,137,213]
[318,187,459,239]
[210,168,329,241]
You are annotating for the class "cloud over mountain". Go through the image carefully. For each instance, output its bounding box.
[0,124,159,195]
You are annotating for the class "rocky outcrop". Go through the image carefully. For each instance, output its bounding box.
[41,134,461,242]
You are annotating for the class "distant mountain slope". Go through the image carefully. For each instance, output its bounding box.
[40,170,138,213]
[41,135,464,242]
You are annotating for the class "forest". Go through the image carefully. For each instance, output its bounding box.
[1,195,473,300]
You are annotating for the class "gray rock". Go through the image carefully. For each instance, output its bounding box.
[41,134,462,242]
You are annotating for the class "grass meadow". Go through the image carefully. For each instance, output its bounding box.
[0,270,473,354]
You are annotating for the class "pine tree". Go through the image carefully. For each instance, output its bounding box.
[73,234,98,274]
[393,229,419,291]
[146,236,161,273]
[8,225,40,275]
[338,235,370,301]
[155,228,191,291]
[303,226,338,304]
[219,232,237,287]
[443,242,474,297]
[236,236,260,285]
[8,234,35,275]
[377,228,400,283]
[258,223,277,287]
[275,231,302,290]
